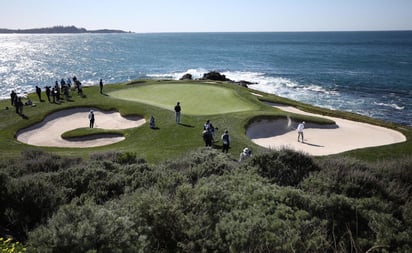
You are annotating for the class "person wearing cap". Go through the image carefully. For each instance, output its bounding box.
[297,121,305,142]
[88,110,95,128]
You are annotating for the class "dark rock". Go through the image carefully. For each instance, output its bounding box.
[201,71,231,81]
[180,73,193,80]
[235,80,257,88]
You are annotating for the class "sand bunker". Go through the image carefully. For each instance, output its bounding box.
[17,108,146,148]
[247,104,406,155]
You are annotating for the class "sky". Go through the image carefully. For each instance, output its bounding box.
[1,0,412,33]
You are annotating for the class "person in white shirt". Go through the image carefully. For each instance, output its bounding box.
[239,147,252,162]
[297,121,305,142]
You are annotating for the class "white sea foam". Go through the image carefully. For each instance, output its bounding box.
[147,68,208,80]
[374,102,405,110]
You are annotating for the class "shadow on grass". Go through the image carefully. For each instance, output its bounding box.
[20,114,29,120]
[179,123,194,128]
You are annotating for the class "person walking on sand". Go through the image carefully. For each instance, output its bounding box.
[221,130,230,153]
[99,79,103,94]
[297,121,305,142]
[174,102,181,124]
[89,110,95,128]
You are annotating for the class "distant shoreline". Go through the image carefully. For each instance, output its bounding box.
[0,25,131,34]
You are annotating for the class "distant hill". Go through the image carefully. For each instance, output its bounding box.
[0,25,131,34]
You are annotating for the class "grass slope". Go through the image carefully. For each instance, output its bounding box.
[0,79,410,163]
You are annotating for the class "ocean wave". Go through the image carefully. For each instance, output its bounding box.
[147,68,208,80]
[220,71,339,96]
[374,102,405,110]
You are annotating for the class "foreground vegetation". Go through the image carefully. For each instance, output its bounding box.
[0,148,411,252]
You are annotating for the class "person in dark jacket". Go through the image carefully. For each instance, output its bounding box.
[88,110,95,128]
[174,102,181,124]
[221,130,230,153]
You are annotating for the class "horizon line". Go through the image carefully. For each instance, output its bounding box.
[1,29,411,35]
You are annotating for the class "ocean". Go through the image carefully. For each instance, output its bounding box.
[1,31,411,126]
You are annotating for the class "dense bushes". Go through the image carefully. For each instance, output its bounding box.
[0,148,411,252]
[29,202,147,253]
[248,149,319,186]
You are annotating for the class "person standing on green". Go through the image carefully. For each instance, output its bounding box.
[174,102,181,124]
[99,79,103,94]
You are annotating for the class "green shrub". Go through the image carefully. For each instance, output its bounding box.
[3,174,66,240]
[28,202,149,253]
[49,166,126,204]
[165,148,238,185]
[172,170,322,252]
[248,149,319,186]
[116,152,141,165]
[122,190,184,252]
[304,156,412,201]
[4,149,82,177]
[90,151,146,165]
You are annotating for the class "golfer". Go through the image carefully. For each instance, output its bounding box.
[174,102,181,124]
[297,121,305,142]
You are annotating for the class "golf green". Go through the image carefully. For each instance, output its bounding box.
[109,83,258,115]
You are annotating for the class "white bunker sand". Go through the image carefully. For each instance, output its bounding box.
[247,104,406,156]
[17,108,146,148]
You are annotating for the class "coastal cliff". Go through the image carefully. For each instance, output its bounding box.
[0,25,130,34]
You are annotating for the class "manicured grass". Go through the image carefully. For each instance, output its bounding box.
[0,79,410,163]
[109,83,258,115]
[61,128,124,139]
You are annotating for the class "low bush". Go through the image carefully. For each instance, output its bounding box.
[28,202,148,253]
[4,149,82,177]
[248,149,319,186]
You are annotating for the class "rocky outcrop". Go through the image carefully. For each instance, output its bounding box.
[179,73,193,80]
[180,71,256,88]
[235,80,256,88]
[201,71,231,81]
